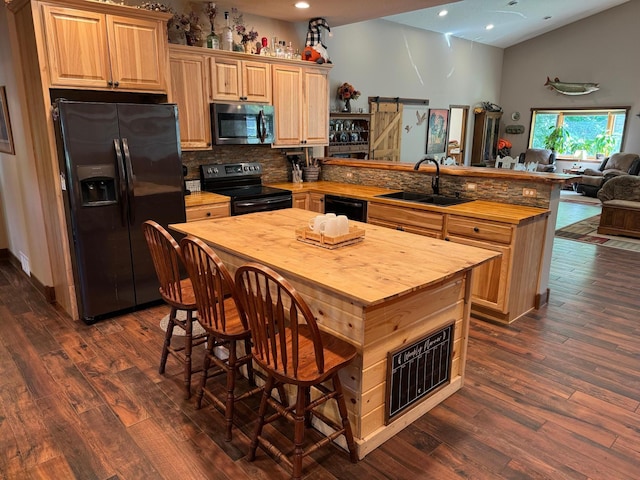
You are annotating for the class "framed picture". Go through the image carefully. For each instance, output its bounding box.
[0,86,15,155]
[426,108,449,155]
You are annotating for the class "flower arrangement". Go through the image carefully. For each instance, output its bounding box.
[337,82,361,101]
[205,2,217,32]
[231,8,258,44]
[497,138,512,157]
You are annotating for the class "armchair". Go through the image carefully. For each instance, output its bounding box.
[518,148,556,172]
[575,152,640,197]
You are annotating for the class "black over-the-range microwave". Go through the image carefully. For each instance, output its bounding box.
[211,103,275,145]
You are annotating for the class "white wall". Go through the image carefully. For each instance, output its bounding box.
[325,19,504,164]
[500,0,640,159]
[0,6,52,282]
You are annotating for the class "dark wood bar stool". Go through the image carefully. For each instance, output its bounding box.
[142,220,207,399]
[180,236,265,442]
[235,262,358,480]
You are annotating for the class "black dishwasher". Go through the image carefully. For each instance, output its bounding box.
[324,194,368,222]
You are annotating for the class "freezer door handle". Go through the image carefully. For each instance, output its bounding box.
[114,139,127,227]
[121,138,136,223]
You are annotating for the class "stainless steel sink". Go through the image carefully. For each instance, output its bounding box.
[375,191,472,206]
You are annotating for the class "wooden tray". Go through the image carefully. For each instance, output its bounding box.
[295,225,365,249]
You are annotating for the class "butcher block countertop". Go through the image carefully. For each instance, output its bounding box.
[183,191,229,208]
[268,181,549,225]
[170,208,497,307]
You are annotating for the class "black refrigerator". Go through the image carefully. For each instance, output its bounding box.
[54,100,186,323]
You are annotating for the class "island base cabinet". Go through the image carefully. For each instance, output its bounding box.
[300,273,472,459]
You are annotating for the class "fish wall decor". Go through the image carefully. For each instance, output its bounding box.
[545,77,600,95]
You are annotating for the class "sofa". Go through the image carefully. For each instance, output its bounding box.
[596,175,640,239]
[518,148,556,172]
[576,152,640,197]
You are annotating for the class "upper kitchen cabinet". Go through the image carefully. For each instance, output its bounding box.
[272,63,331,147]
[40,1,169,93]
[169,47,210,150]
[209,53,271,103]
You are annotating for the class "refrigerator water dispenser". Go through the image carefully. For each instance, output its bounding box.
[77,164,117,206]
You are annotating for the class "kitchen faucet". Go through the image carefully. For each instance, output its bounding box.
[413,157,440,195]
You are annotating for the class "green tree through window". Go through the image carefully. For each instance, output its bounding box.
[529,108,628,159]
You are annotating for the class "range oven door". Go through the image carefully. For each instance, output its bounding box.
[211,103,275,145]
[232,194,292,216]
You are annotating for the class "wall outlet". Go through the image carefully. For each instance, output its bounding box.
[345,172,354,179]
[19,252,31,276]
[466,182,477,191]
[523,187,537,198]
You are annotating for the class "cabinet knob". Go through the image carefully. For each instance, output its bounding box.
[107,80,113,86]
[445,237,450,241]
[206,212,211,217]
[396,226,404,231]
[473,227,480,233]
[114,81,119,87]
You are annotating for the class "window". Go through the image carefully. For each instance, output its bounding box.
[529,107,629,160]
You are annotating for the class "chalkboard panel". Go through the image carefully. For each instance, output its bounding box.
[385,323,454,422]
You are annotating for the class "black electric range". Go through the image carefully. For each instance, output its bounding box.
[200,162,292,216]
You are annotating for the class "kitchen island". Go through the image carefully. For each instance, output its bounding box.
[171,208,497,459]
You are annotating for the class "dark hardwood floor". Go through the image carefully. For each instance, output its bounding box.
[2,200,639,479]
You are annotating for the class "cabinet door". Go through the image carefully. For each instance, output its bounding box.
[243,61,271,103]
[210,56,242,101]
[292,192,309,210]
[170,52,210,150]
[42,5,112,88]
[309,193,324,213]
[303,67,329,145]
[272,64,303,146]
[107,15,167,92]
[446,235,511,312]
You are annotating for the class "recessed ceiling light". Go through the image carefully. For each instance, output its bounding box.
[295,1,310,8]
[438,9,448,17]
[486,24,495,30]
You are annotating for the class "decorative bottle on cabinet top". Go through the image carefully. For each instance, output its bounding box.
[223,11,233,51]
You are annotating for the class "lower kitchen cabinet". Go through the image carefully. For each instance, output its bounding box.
[309,193,324,213]
[185,202,230,222]
[292,192,324,213]
[443,214,547,324]
[292,192,309,210]
[367,202,443,238]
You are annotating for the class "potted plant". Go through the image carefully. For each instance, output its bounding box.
[543,126,572,154]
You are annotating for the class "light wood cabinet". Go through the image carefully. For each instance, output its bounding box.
[210,56,271,103]
[41,3,168,92]
[272,64,329,147]
[471,111,502,166]
[186,202,230,222]
[292,192,309,210]
[309,192,325,213]
[367,202,443,239]
[443,214,547,323]
[292,192,324,212]
[169,50,210,150]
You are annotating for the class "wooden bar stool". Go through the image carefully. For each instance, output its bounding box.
[180,236,267,441]
[142,221,207,399]
[235,262,358,480]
